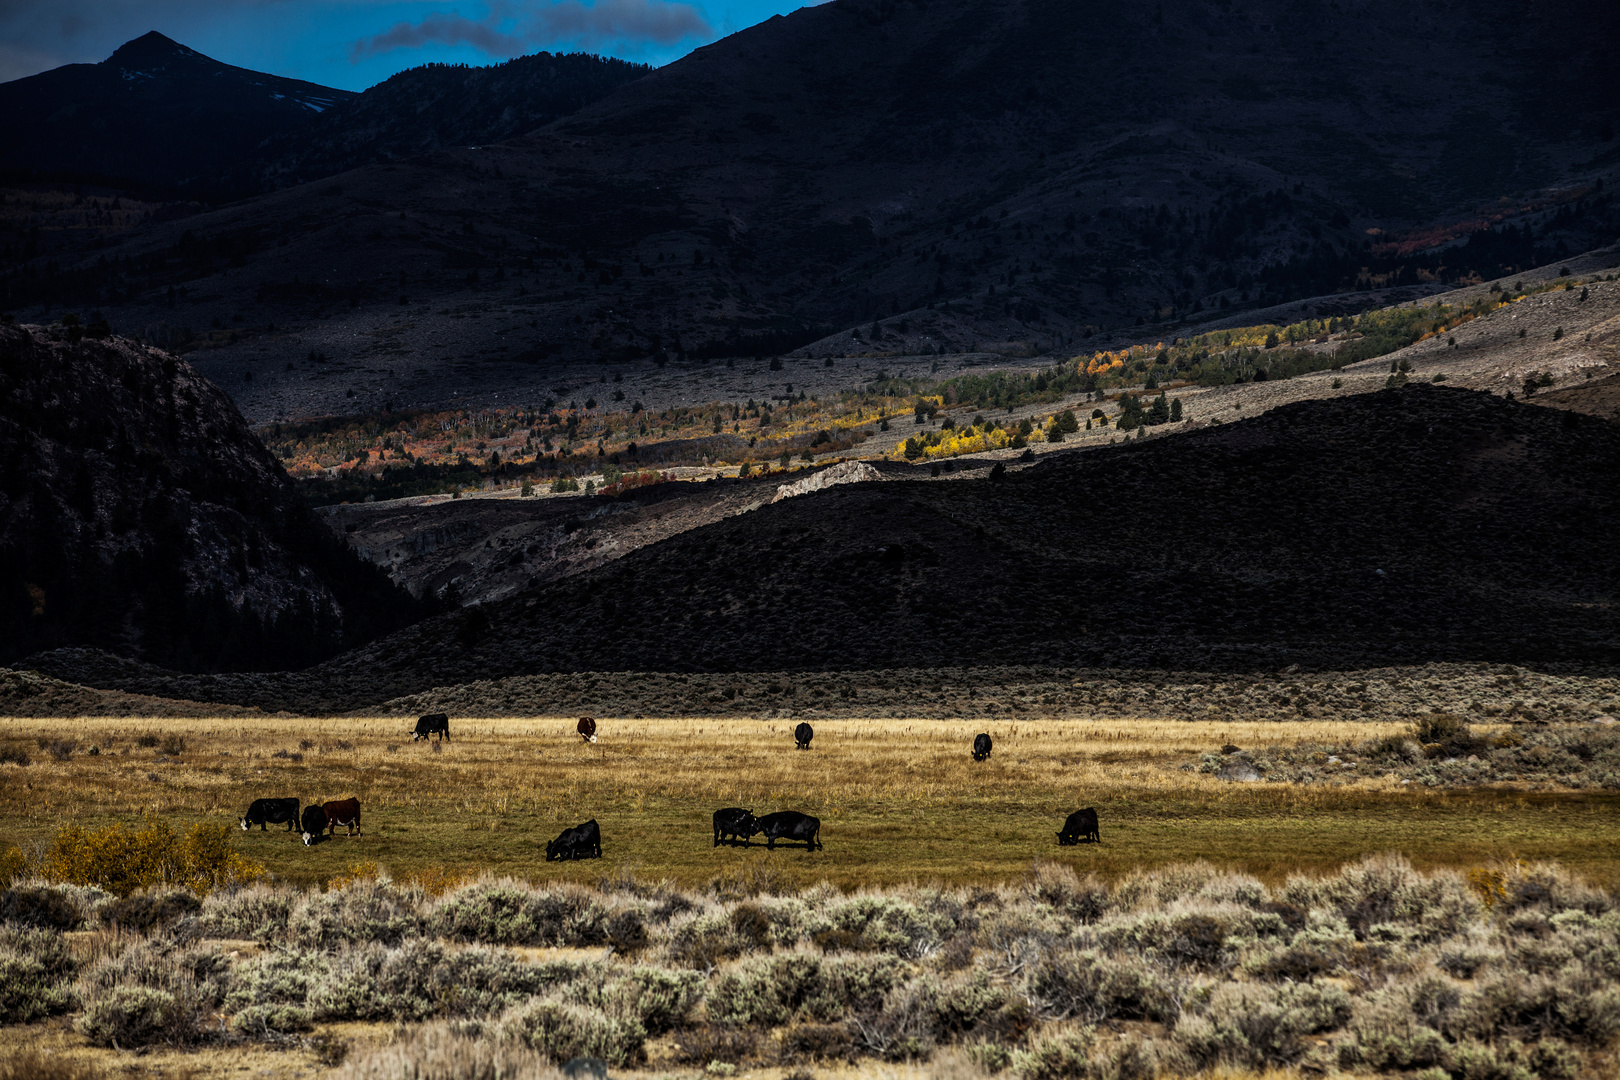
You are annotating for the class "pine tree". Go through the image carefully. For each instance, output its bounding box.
[1170,398,1182,422]
[1148,394,1170,425]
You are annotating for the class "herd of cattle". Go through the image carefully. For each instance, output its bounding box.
[240,796,361,846]
[238,719,1100,857]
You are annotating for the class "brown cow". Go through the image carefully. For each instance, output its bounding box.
[577,717,597,743]
[322,797,362,838]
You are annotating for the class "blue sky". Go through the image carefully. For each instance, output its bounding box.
[0,0,819,89]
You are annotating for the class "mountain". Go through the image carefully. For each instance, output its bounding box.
[20,385,1620,711]
[0,32,353,191]
[220,52,653,194]
[3,0,1619,421]
[0,319,423,672]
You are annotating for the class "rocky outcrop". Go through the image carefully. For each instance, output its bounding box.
[0,321,419,671]
[773,460,884,503]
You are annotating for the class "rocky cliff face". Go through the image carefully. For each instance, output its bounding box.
[0,320,419,671]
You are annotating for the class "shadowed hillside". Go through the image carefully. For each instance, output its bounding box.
[0,321,423,671]
[4,0,1616,421]
[21,385,1618,709]
[219,52,652,195]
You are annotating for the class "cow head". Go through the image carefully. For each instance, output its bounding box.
[545,838,561,861]
[239,817,251,831]
[739,812,760,835]
[303,830,319,846]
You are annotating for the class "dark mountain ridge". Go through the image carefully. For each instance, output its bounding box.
[19,386,1619,711]
[4,0,1616,420]
[219,52,653,195]
[0,32,354,192]
[0,320,423,671]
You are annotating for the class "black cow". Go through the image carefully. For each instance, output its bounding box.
[240,798,299,832]
[754,810,821,851]
[1057,808,1100,845]
[713,808,757,847]
[972,733,993,761]
[300,804,328,846]
[413,713,450,742]
[547,819,602,861]
[795,722,814,750]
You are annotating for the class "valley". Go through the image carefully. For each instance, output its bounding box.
[2,2,1620,1077]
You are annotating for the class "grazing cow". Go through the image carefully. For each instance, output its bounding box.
[754,810,821,851]
[713,808,757,847]
[795,722,814,750]
[300,805,327,846]
[1057,808,1100,845]
[413,713,450,742]
[972,733,993,761]
[577,717,597,743]
[322,798,362,838]
[546,819,602,861]
[240,797,299,832]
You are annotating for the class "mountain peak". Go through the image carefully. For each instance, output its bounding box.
[105,31,204,66]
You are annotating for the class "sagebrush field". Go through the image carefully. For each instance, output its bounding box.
[4,714,1620,1080]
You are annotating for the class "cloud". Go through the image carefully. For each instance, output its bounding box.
[350,12,523,58]
[349,0,711,62]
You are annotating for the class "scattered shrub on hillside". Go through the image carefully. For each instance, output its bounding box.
[77,983,210,1048]
[309,940,583,1023]
[498,998,647,1067]
[707,952,904,1027]
[0,923,77,1022]
[0,743,29,766]
[430,880,608,947]
[288,878,421,948]
[225,949,328,1035]
[0,883,90,930]
[1024,862,1111,924]
[102,889,202,934]
[42,820,264,897]
[75,937,229,1047]
[1175,981,1351,1070]
[1025,947,1177,1024]
[197,882,299,941]
[559,966,703,1036]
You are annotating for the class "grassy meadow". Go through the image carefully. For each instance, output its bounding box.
[4,715,1617,893]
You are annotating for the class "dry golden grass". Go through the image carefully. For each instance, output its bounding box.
[3,714,1617,893]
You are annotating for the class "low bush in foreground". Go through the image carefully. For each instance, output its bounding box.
[1,857,1618,1076]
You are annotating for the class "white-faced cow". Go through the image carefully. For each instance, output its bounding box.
[240,798,299,832]
[754,810,821,851]
[1057,808,1100,845]
[794,722,813,750]
[577,717,598,743]
[713,808,757,847]
[413,713,450,742]
[547,819,601,860]
[300,804,328,846]
[322,798,362,838]
[972,733,992,761]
